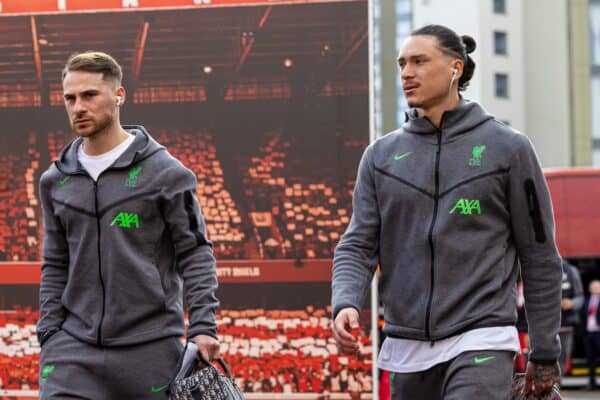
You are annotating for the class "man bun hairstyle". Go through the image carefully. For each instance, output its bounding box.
[411,24,477,91]
[459,34,476,91]
[62,51,123,84]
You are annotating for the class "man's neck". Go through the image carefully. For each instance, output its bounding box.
[419,92,460,128]
[82,124,130,156]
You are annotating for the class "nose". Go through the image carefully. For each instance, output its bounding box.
[73,97,86,115]
[400,63,415,81]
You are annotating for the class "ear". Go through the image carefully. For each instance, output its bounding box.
[452,60,464,79]
[115,86,126,107]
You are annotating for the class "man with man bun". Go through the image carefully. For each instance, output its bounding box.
[332,24,562,399]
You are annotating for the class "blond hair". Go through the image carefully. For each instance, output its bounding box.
[62,51,122,83]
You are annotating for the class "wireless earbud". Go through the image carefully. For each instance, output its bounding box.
[449,68,458,93]
[116,96,122,106]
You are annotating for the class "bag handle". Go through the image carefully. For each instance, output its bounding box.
[168,341,235,392]
[196,350,234,379]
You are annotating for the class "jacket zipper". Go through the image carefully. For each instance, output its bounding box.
[94,179,107,347]
[425,120,444,341]
[55,160,142,347]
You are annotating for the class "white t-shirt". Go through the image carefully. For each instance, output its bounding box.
[77,134,135,181]
[377,326,520,373]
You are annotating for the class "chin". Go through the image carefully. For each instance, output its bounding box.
[73,127,97,138]
[406,99,421,108]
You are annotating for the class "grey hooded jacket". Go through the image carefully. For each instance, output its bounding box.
[37,126,219,347]
[332,100,562,363]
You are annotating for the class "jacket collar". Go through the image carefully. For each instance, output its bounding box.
[55,125,164,175]
[402,99,494,143]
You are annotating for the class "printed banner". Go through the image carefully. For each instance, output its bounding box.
[0,0,360,15]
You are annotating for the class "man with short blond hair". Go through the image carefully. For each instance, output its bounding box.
[37,51,220,399]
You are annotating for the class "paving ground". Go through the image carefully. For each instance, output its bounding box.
[559,377,600,399]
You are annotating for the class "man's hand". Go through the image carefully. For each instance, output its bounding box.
[191,334,220,362]
[332,307,360,354]
[561,298,572,310]
[522,361,560,399]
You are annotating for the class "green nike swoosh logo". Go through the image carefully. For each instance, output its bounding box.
[150,384,169,393]
[394,152,412,161]
[58,177,70,186]
[474,356,496,365]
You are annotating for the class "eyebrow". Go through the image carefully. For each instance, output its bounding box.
[397,53,429,62]
[63,89,100,98]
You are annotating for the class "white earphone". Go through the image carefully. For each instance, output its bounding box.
[449,68,458,95]
[115,96,122,106]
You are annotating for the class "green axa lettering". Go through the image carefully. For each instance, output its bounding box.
[110,212,140,229]
[449,199,481,215]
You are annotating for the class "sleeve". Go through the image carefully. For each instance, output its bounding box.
[37,174,69,346]
[569,263,584,312]
[162,168,219,339]
[331,145,380,319]
[508,135,562,364]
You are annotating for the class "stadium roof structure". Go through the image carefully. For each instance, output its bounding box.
[0,0,368,107]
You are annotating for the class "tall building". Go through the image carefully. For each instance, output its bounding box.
[374,0,596,168]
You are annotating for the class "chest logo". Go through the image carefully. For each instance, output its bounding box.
[125,166,142,187]
[110,212,140,229]
[393,152,412,161]
[57,176,70,187]
[450,199,481,215]
[469,145,486,166]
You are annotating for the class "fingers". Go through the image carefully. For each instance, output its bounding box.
[522,362,535,396]
[205,339,220,361]
[533,382,553,399]
[523,361,560,399]
[209,340,220,360]
[192,334,221,361]
[198,347,210,362]
[200,341,220,361]
[332,308,360,354]
[532,375,556,399]
[522,375,533,397]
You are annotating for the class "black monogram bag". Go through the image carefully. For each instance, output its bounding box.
[169,342,244,400]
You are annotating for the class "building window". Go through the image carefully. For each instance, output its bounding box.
[592,75,600,139]
[494,31,507,55]
[594,150,600,167]
[493,0,506,14]
[591,1,600,65]
[495,73,509,98]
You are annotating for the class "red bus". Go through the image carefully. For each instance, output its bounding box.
[546,168,600,262]
[545,168,600,377]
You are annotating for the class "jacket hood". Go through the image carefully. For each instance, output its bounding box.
[403,99,494,142]
[55,125,165,174]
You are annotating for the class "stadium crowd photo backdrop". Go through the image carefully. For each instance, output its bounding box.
[0,0,371,398]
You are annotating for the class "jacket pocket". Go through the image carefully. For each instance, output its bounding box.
[524,179,546,243]
[151,259,168,312]
[40,329,62,348]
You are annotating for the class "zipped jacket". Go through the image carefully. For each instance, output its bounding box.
[37,126,219,347]
[332,100,562,363]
